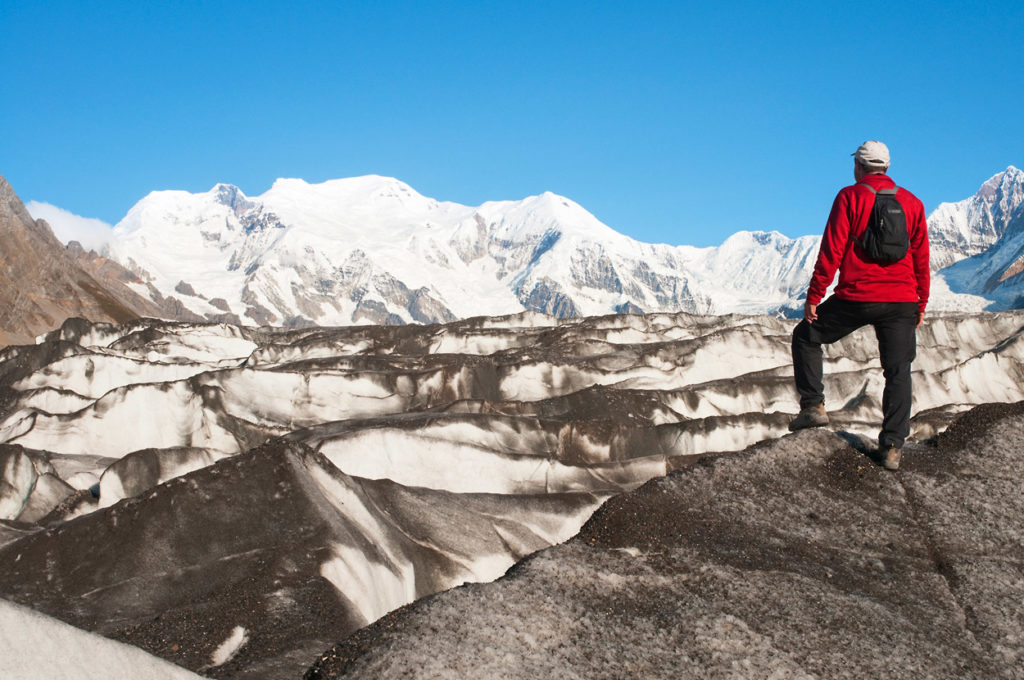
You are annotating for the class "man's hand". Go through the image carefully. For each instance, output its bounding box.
[917,309,925,328]
[804,301,818,323]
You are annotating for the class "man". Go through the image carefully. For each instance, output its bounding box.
[789,140,930,471]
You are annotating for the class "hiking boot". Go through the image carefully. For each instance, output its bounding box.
[881,446,902,471]
[788,403,829,431]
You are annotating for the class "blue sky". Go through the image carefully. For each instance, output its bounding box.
[2,0,1022,247]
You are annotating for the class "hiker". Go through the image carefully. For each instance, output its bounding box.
[789,140,930,470]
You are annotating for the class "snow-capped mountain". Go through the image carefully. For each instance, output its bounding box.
[102,168,1024,327]
[104,176,821,326]
[933,166,1024,309]
[927,166,1024,270]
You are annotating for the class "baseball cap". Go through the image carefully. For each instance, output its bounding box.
[852,140,890,168]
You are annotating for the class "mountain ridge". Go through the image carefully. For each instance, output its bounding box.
[7,166,1024,343]
[96,166,1023,327]
[927,165,1024,269]
[932,166,1024,308]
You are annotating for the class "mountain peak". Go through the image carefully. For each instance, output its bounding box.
[0,174,33,227]
[720,230,788,248]
[267,174,416,194]
[977,165,1024,202]
[527,190,582,211]
[211,182,244,198]
[262,176,431,212]
[267,177,309,192]
[0,174,15,201]
[478,190,623,245]
[210,183,251,214]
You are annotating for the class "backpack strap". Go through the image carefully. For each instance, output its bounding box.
[857,182,899,196]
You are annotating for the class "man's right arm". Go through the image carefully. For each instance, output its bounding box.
[806,190,851,307]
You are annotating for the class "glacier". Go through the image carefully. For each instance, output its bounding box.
[1,311,1023,677]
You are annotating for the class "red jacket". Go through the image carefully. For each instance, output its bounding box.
[806,173,930,311]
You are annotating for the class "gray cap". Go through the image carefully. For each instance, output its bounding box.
[852,140,890,168]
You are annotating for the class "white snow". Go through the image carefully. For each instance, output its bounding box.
[99,171,1023,328]
[311,463,419,626]
[208,626,249,667]
[0,597,202,679]
[320,544,417,628]
[2,380,240,458]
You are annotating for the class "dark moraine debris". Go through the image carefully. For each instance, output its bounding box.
[0,439,602,679]
[305,403,1024,679]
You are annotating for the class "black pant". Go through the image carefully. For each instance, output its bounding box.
[791,296,918,448]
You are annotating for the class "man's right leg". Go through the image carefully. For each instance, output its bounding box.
[791,297,865,421]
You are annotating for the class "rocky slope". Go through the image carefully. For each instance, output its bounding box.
[308,403,1024,679]
[0,175,196,346]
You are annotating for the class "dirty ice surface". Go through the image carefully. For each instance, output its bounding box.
[2,311,1024,678]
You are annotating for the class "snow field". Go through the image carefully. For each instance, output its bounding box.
[16,388,96,415]
[0,598,203,679]
[208,368,411,428]
[5,311,1023,519]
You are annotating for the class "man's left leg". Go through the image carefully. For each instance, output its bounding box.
[873,302,919,456]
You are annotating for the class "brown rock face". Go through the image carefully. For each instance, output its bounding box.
[0,174,188,346]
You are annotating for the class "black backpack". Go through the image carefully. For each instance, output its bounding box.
[856,183,909,265]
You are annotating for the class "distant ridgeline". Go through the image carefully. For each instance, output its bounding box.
[3,167,1023,344]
